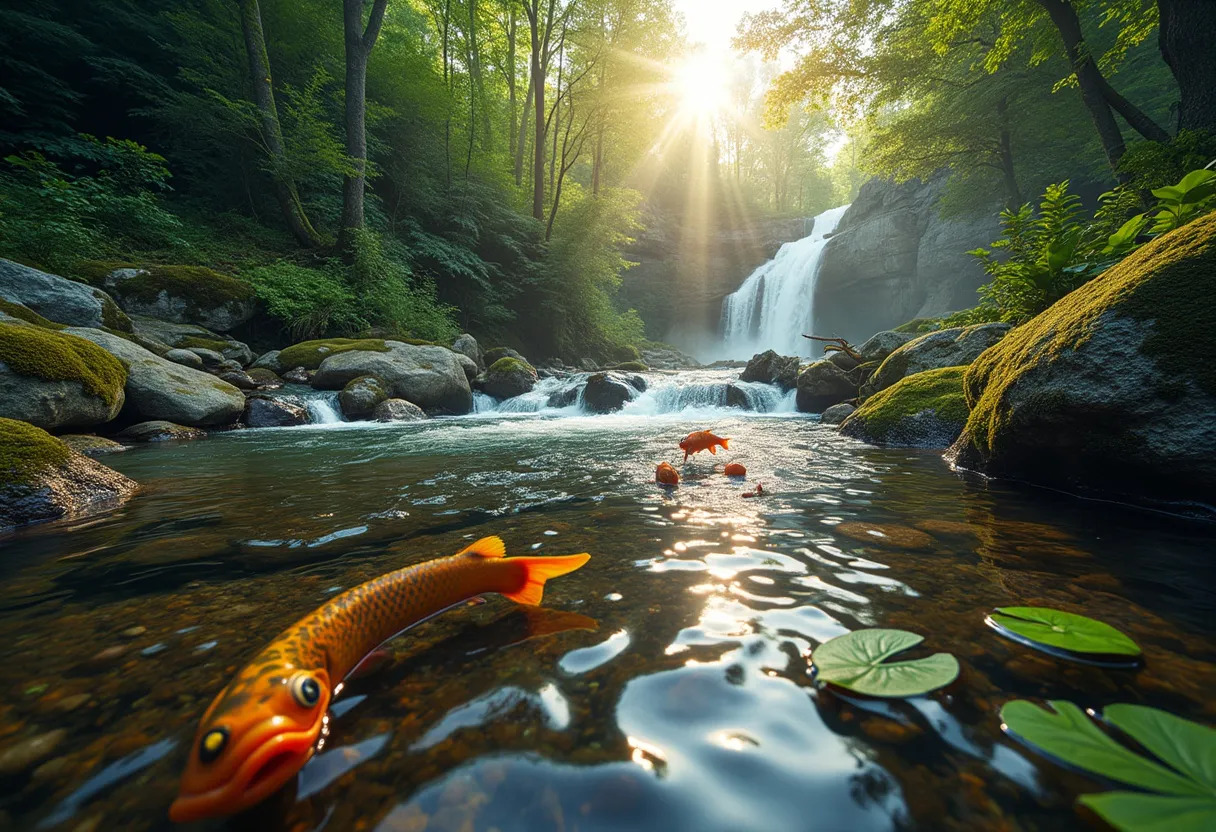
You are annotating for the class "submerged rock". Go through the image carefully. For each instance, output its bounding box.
[740,350,799,389]
[339,376,388,420]
[841,367,968,447]
[83,263,255,332]
[865,323,1011,395]
[0,259,131,331]
[451,333,484,371]
[0,321,127,430]
[820,403,856,425]
[60,435,127,456]
[373,398,427,422]
[479,357,538,399]
[583,372,637,413]
[795,360,855,413]
[0,418,137,530]
[947,213,1216,512]
[311,341,472,414]
[117,421,207,442]
[243,396,309,428]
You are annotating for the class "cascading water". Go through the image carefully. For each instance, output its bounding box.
[720,203,850,359]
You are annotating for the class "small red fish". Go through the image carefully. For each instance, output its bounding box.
[724,462,746,477]
[679,430,730,461]
[742,482,765,499]
[655,462,680,485]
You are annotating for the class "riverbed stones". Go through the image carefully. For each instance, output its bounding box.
[0,259,131,331]
[311,341,472,415]
[217,370,257,391]
[821,403,856,425]
[63,328,245,427]
[841,367,968,447]
[164,349,204,370]
[947,213,1216,512]
[451,333,484,371]
[339,376,388,420]
[740,350,799,389]
[795,360,856,413]
[479,357,538,399]
[865,323,1011,395]
[373,399,427,422]
[117,421,207,442]
[243,396,309,428]
[582,372,637,413]
[0,418,137,530]
[0,729,68,777]
[87,263,255,332]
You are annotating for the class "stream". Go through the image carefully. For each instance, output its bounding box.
[1,369,1214,831]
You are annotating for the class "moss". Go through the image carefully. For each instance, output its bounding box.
[963,212,1216,456]
[247,368,281,384]
[177,336,229,353]
[849,366,968,439]
[76,261,253,309]
[96,292,133,332]
[893,317,937,334]
[0,417,72,486]
[612,343,642,362]
[0,298,65,330]
[398,337,440,347]
[488,356,535,374]
[613,360,649,372]
[483,347,522,366]
[0,322,127,407]
[278,338,389,370]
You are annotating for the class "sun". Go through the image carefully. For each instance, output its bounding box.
[671,52,731,118]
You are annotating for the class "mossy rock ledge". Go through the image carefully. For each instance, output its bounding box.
[841,367,968,448]
[946,212,1216,514]
[863,322,1011,396]
[77,262,255,333]
[0,258,131,332]
[0,418,137,530]
[478,357,538,399]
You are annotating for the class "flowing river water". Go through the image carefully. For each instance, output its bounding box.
[1,370,1214,831]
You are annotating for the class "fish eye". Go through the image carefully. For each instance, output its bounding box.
[199,727,228,763]
[289,673,321,708]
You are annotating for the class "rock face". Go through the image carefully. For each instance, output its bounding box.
[92,264,255,332]
[64,328,245,427]
[479,357,538,399]
[866,323,1011,395]
[947,214,1216,513]
[814,178,1001,343]
[311,341,473,414]
[796,360,856,413]
[244,396,310,428]
[0,322,127,431]
[582,372,638,413]
[0,259,131,331]
[858,330,917,363]
[842,367,968,447]
[641,344,701,370]
[451,333,484,370]
[740,350,799,389]
[117,421,207,442]
[373,399,427,422]
[339,376,388,420]
[0,418,137,530]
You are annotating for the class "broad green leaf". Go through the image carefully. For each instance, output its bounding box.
[1106,214,1147,250]
[1152,185,1184,202]
[990,606,1141,656]
[1080,793,1216,832]
[813,629,959,698]
[1105,705,1216,791]
[999,701,1207,797]
[1178,181,1216,206]
[1175,169,1216,193]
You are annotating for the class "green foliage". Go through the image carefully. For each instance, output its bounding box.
[613,361,649,372]
[242,261,360,342]
[348,230,458,343]
[0,321,127,407]
[0,418,72,486]
[812,628,960,698]
[988,606,1141,657]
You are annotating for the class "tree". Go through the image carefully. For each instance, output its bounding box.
[339,0,391,249]
[1157,0,1216,133]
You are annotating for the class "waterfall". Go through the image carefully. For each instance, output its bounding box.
[305,392,343,424]
[720,203,850,359]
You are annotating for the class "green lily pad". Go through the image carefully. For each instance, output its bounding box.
[1001,700,1216,832]
[812,628,959,698]
[987,606,1141,660]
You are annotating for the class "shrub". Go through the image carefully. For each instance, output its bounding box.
[348,229,458,343]
[242,261,360,341]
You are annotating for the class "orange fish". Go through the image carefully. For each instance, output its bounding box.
[169,537,589,823]
[655,461,680,485]
[724,462,746,477]
[742,482,765,499]
[679,430,730,461]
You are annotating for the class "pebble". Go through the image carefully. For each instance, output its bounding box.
[120,626,147,639]
[82,645,126,670]
[32,756,70,783]
[57,694,91,713]
[0,729,67,776]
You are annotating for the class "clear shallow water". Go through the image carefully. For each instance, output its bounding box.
[1,387,1215,832]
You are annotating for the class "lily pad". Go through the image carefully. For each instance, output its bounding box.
[987,606,1141,663]
[1001,700,1216,832]
[812,628,959,698]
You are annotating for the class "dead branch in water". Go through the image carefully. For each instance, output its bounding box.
[802,334,862,361]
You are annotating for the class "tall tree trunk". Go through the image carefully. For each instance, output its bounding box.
[338,0,391,250]
[465,0,477,178]
[442,0,452,188]
[549,41,563,193]
[514,76,533,186]
[1035,0,1127,170]
[238,0,322,247]
[1158,0,1216,134]
[996,97,1023,209]
[1096,75,1171,143]
[507,6,517,160]
[530,17,545,220]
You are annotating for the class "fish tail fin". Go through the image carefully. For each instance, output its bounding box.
[720,438,730,450]
[709,445,717,454]
[503,553,591,605]
[456,536,506,559]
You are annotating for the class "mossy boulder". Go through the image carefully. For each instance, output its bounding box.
[479,357,538,399]
[795,360,856,413]
[0,322,127,430]
[483,347,526,367]
[612,343,642,363]
[339,376,388,420]
[947,212,1216,512]
[0,418,137,530]
[129,316,254,365]
[246,367,283,388]
[60,435,127,456]
[311,341,472,414]
[740,350,798,388]
[80,262,255,332]
[864,323,1011,396]
[841,367,968,447]
[0,258,131,332]
[278,339,390,371]
[0,297,66,330]
[613,360,650,373]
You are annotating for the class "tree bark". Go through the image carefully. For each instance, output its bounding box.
[525,1,548,221]
[338,0,391,250]
[1035,0,1127,170]
[1158,0,1216,134]
[514,75,533,186]
[1095,75,1171,143]
[237,0,322,247]
[996,96,1023,209]
[506,5,517,160]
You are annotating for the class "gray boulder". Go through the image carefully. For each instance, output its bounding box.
[858,331,917,363]
[866,323,1011,395]
[827,351,860,371]
[130,316,254,365]
[582,372,637,413]
[455,353,479,382]
[739,350,799,389]
[165,349,205,370]
[796,360,856,413]
[218,370,257,391]
[117,421,207,442]
[63,328,245,427]
[312,341,472,415]
[479,357,538,399]
[250,350,283,374]
[821,403,856,425]
[451,333,484,371]
[483,347,526,367]
[188,348,225,370]
[96,265,255,332]
[339,376,388,420]
[243,396,310,428]
[0,259,130,331]
[373,398,428,422]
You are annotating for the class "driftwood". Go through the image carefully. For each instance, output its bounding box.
[802,334,862,361]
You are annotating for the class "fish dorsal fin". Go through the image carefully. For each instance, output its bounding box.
[457,536,506,559]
